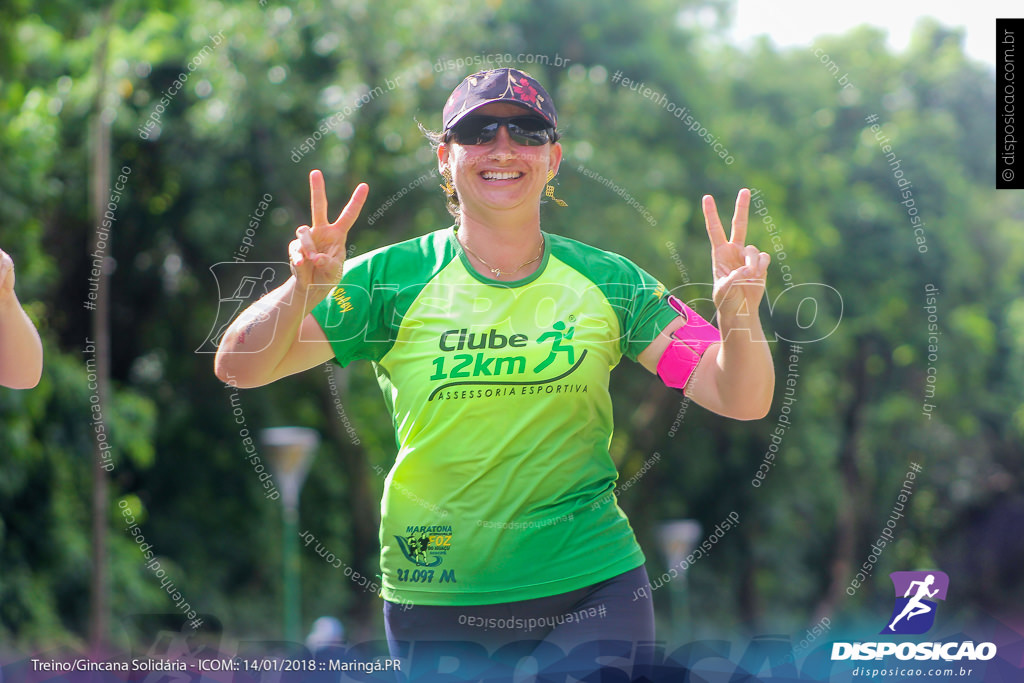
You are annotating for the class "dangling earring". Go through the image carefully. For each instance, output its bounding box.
[440,168,455,197]
[545,170,567,207]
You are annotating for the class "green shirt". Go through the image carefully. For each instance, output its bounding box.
[311,227,679,606]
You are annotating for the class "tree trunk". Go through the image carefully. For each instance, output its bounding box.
[320,364,379,642]
[812,339,872,623]
[88,5,114,654]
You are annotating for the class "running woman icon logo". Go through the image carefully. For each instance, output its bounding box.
[881,570,949,635]
[532,320,575,373]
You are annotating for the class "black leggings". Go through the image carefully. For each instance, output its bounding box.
[384,565,654,681]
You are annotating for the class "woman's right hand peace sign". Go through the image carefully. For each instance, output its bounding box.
[289,170,368,290]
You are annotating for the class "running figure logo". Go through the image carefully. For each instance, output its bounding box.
[533,321,574,373]
[881,570,949,635]
[394,533,443,567]
[197,263,285,353]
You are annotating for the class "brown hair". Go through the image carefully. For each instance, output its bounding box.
[418,122,462,224]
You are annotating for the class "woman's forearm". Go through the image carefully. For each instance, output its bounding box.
[0,294,43,389]
[711,310,775,420]
[213,276,317,388]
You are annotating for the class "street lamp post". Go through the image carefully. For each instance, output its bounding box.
[261,427,319,644]
[657,519,703,643]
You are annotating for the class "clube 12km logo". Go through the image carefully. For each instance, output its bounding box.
[831,571,997,663]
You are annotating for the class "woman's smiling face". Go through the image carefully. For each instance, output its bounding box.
[439,102,562,217]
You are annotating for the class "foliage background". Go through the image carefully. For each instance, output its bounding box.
[1,0,1021,661]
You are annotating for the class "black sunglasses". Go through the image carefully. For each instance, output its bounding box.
[447,115,558,147]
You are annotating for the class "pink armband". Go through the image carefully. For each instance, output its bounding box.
[656,295,721,392]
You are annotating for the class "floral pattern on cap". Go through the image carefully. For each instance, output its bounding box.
[443,68,558,132]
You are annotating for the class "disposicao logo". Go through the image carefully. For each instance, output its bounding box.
[882,570,948,635]
[831,570,997,663]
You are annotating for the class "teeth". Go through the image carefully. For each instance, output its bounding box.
[481,171,522,180]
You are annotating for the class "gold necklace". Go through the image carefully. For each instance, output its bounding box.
[458,234,545,278]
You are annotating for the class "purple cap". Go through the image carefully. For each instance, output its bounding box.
[442,68,558,133]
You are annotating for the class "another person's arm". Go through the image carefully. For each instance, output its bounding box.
[638,189,774,420]
[214,171,368,388]
[0,249,43,389]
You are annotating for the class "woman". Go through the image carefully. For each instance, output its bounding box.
[0,247,43,389]
[214,67,773,678]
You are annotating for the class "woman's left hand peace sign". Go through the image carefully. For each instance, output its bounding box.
[702,188,771,320]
